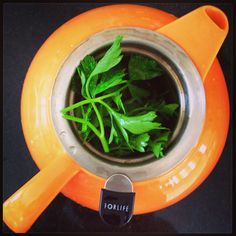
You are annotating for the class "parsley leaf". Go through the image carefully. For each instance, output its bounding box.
[94,70,126,96]
[128,84,150,103]
[128,54,163,81]
[89,35,123,79]
[130,133,150,152]
[112,93,126,113]
[111,111,162,135]
[151,131,170,158]
[77,55,97,98]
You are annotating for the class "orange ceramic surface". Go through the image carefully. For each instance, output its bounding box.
[4,4,229,233]
[158,5,229,79]
[3,155,79,233]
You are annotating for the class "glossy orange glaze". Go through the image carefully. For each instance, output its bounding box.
[158,5,229,79]
[3,155,79,232]
[4,4,229,232]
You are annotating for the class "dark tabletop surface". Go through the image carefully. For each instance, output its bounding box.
[3,2,233,233]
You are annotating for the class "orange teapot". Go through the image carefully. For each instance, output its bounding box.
[3,4,229,232]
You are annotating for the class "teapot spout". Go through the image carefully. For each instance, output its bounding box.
[157,5,228,80]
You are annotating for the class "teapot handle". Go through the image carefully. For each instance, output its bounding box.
[157,5,228,80]
[3,155,79,233]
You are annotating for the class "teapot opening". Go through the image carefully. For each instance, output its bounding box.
[52,27,205,179]
[205,6,227,30]
[66,40,187,165]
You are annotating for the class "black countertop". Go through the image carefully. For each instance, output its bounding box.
[3,2,233,233]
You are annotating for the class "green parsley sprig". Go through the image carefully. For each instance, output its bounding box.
[61,35,178,159]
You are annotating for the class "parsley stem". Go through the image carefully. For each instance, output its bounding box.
[61,86,127,114]
[91,101,105,137]
[100,136,109,153]
[83,74,105,143]
[62,114,100,138]
[85,75,93,98]
[61,93,109,152]
[85,75,109,152]
[90,102,109,152]
[98,84,128,99]
[96,100,113,113]
[62,114,109,152]
[61,99,92,114]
